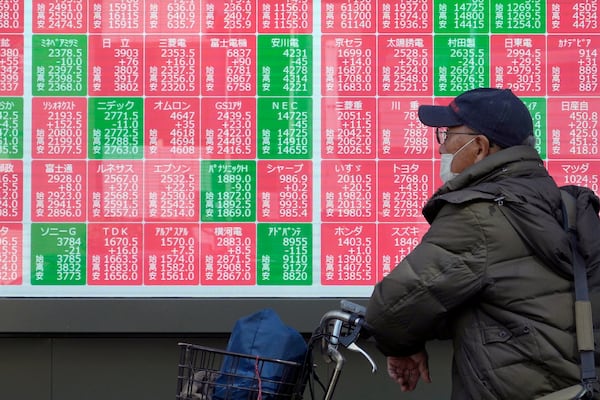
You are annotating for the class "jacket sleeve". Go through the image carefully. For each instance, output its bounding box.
[365,202,488,357]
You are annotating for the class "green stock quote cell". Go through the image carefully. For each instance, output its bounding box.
[433,0,490,33]
[257,97,312,159]
[256,223,312,286]
[257,35,312,96]
[32,35,87,96]
[523,97,547,159]
[201,160,257,222]
[88,97,144,159]
[31,223,86,285]
[0,97,23,158]
[433,34,490,96]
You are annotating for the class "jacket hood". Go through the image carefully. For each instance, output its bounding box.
[424,146,556,221]
[424,146,579,278]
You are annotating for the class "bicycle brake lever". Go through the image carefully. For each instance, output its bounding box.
[337,316,363,347]
[347,342,377,373]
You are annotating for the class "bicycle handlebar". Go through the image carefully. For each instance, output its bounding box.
[314,300,377,400]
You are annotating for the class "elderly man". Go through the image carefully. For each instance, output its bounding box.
[366,88,600,399]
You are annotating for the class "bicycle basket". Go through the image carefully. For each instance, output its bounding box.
[177,343,308,400]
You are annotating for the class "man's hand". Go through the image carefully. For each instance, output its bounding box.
[386,350,432,392]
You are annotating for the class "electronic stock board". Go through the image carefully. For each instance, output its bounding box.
[0,0,598,301]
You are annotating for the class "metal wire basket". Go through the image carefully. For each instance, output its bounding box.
[177,343,308,400]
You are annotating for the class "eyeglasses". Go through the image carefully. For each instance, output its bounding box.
[435,128,482,145]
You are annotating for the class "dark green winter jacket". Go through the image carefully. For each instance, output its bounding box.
[366,145,600,399]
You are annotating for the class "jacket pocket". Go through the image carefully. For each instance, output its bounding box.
[483,324,533,343]
[481,324,540,367]
[482,326,513,344]
[478,324,547,399]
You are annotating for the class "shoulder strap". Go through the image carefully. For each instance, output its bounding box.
[560,190,598,397]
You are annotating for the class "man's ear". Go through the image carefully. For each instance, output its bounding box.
[473,135,492,162]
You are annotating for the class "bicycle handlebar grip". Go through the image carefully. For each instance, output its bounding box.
[340,300,366,316]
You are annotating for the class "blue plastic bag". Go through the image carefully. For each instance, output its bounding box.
[213,308,307,400]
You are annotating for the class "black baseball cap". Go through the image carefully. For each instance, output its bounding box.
[418,88,533,148]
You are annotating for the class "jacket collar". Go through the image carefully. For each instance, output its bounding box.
[423,146,548,223]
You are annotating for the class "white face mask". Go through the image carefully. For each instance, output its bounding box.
[439,138,476,183]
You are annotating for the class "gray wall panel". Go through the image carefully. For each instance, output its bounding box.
[0,298,365,333]
[0,338,52,399]
[0,336,453,400]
